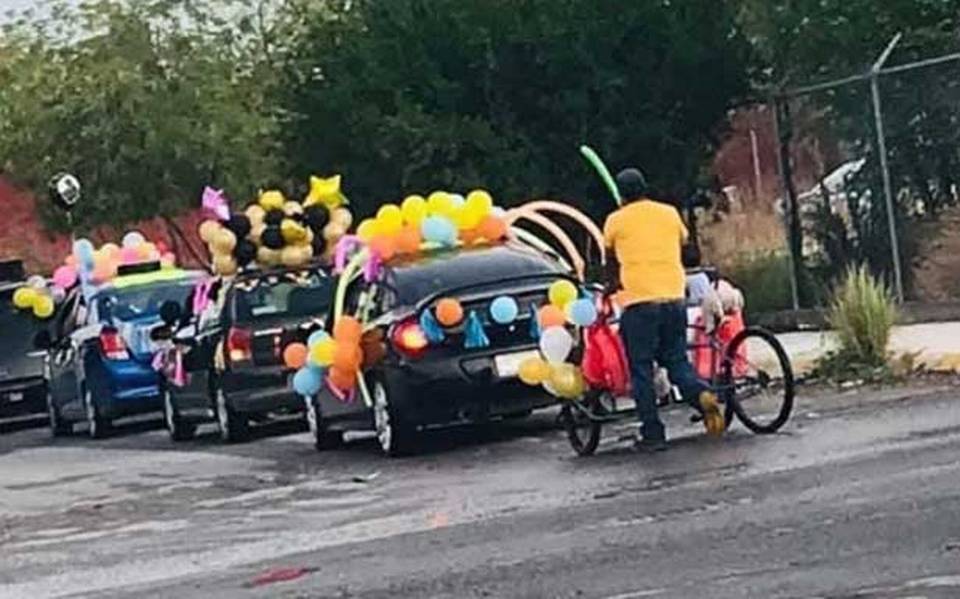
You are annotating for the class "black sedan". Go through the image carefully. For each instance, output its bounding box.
[0,278,47,423]
[158,265,332,443]
[309,243,573,456]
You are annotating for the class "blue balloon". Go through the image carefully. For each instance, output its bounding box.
[293,367,323,397]
[308,330,330,348]
[489,296,519,324]
[568,298,598,327]
[73,238,95,272]
[421,216,448,244]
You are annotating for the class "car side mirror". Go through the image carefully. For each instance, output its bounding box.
[33,330,52,351]
[159,300,182,327]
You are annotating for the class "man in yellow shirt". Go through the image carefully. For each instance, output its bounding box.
[604,169,724,450]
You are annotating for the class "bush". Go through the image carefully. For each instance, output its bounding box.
[726,252,795,314]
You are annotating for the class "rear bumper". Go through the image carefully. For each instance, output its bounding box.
[221,368,304,416]
[91,360,162,419]
[0,377,46,418]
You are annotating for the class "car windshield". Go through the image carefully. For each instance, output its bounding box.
[96,278,197,323]
[389,244,565,306]
[233,271,332,322]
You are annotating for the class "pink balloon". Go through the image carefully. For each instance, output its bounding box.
[52,265,78,289]
[120,247,141,265]
[160,252,176,267]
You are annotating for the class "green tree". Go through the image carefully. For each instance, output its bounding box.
[0,0,283,234]
[281,0,757,219]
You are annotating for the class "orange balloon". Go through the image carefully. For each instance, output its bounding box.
[333,316,362,343]
[477,215,507,241]
[369,234,397,262]
[333,342,363,372]
[328,366,356,391]
[460,227,481,245]
[282,343,309,370]
[539,304,566,328]
[435,298,464,327]
[396,225,422,255]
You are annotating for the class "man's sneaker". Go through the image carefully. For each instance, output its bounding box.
[633,436,668,453]
[698,391,725,438]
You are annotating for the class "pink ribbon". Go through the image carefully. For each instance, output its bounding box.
[363,253,382,283]
[201,186,230,221]
[325,376,356,404]
[192,280,213,315]
[334,235,362,274]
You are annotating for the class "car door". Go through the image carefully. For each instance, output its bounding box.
[47,291,85,418]
[172,283,224,415]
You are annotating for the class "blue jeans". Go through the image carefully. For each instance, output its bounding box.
[619,301,708,441]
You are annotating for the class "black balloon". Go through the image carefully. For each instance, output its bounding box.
[303,204,330,232]
[265,209,285,226]
[311,235,327,257]
[234,239,257,266]
[261,227,284,250]
[226,214,252,239]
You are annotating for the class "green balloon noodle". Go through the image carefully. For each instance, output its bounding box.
[580,145,622,206]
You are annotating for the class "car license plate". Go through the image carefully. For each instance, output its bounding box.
[7,392,24,403]
[494,351,540,379]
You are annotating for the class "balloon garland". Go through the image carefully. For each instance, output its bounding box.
[198,175,352,276]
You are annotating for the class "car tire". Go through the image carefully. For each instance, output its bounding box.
[307,395,342,452]
[47,389,71,437]
[372,377,416,458]
[84,387,111,440]
[163,388,196,442]
[215,387,249,443]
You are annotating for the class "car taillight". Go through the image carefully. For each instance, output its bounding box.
[227,327,253,363]
[99,328,129,361]
[392,320,428,357]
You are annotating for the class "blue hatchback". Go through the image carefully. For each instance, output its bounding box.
[40,266,204,438]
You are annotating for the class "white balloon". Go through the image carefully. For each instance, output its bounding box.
[540,326,573,364]
[122,231,146,248]
[51,287,66,304]
[27,275,47,289]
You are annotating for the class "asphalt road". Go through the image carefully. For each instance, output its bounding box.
[2,383,960,599]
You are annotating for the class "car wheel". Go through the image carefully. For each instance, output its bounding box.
[163,388,196,442]
[372,379,415,457]
[215,387,249,443]
[47,389,71,437]
[307,396,342,452]
[84,387,111,439]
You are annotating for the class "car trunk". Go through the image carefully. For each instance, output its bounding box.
[238,314,325,369]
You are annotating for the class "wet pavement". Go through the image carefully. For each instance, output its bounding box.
[1,383,960,598]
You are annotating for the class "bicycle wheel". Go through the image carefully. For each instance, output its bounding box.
[561,391,611,456]
[720,327,794,434]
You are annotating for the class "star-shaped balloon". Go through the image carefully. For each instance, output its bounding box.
[304,175,346,209]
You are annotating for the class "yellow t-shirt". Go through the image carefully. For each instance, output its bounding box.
[603,199,688,306]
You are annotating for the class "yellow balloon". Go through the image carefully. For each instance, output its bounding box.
[213,253,238,276]
[259,190,285,212]
[427,191,455,218]
[549,363,584,399]
[549,280,578,308]
[281,219,308,244]
[199,220,222,243]
[33,294,55,319]
[377,204,403,235]
[453,206,483,231]
[212,229,237,253]
[310,338,337,367]
[13,287,37,309]
[357,218,380,243]
[518,357,551,386]
[401,195,427,226]
[305,175,343,208]
[466,190,494,218]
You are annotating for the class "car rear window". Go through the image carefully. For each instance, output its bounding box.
[233,271,332,322]
[389,245,565,306]
[96,278,198,323]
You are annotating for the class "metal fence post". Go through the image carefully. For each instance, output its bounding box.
[871,34,905,303]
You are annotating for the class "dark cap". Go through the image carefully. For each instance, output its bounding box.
[615,168,649,201]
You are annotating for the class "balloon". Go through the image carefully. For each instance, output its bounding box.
[308,330,330,347]
[332,342,363,372]
[303,204,331,232]
[92,260,115,283]
[51,287,66,304]
[304,175,343,209]
[396,225,422,254]
[160,253,177,268]
[257,246,281,266]
[401,195,427,225]
[421,216,457,245]
[435,298,464,327]
[245,204,266,226]
[477,215,507,241]
[265,208,285,226]
[12,287,36,309]
[65,254,78,268]
[549,280,578,308]
[466,190,494,217]
[540,326,573,364]
[138,242,158,260]
[213,253,238,276]
[26,275,46,289]
[369,235,397,262]
[376,205,403,235]
[199,220,221,244]
[293,367,323,397]
[73,238,95,270]
[538,304,566,329]
[261,227,285,250]
[427,191,455,218]
[226,214,252,239]
[453,206,483,231]
[310,338,337,367]
[259,190,285,212]
[234,240,257,266]
[52,266,78,289]
[334,316,363,343]
[331,207,353,229]
[281,245,305,267]
[568,298,598,327]
[119,247,141,265]
[549,363,585,399]
[283,200,304,217]
[328,366,355,391]
[101,243,121,260]
[323,223,347,243]
[122,231,145,249]
[281,219,308,244]
[283,343,309,370]
[518,356,551,386]
[357,218,380,243]
[460,227,481,245]
[490,296,519,325]
[33,294,55,319]
[212,229,238,254]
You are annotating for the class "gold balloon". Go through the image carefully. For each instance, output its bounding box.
[304,175,343,209]
[518,357,551,386]
[281,245,304,267]
[199,220,222,243]
[284,201,304,217]
[257,246,281,266]
[324,222,346,241]
[213,253,238,276]
[331,207,353,229]
[33,294,55,319]
[259,190,286,212]
[13,287,37,309]
[212,229,237,253]
[245,204,266,226]
[549,363,585,399]
[250,223,266,242]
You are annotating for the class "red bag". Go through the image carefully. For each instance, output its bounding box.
[581,299,630,396]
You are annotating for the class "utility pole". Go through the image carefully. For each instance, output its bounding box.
[773,97,803,310]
